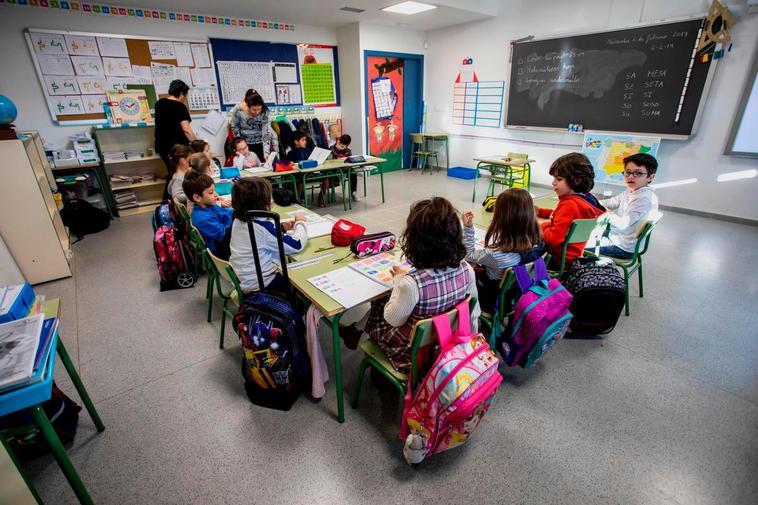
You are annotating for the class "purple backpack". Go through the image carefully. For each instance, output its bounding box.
[500,258,573,368]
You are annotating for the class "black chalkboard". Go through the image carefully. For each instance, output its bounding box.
[506,18,713,136]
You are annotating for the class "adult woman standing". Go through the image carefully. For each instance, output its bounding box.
[155,79,196,176]
[230,89,279,161]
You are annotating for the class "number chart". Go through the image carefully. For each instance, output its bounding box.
[301,63,336,105]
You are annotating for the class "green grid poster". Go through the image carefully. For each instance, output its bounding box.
[301,63,336,104]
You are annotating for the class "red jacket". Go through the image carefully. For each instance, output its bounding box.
[537,194,605,265]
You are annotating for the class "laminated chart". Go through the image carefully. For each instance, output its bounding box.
[217,61,275,105]
[452,81,505,128]
[301,64,336,105]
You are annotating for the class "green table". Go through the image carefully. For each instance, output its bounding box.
[415,132,449,171]
[238,167,300,197]
[472,156,535,202]
[340,156,387,210]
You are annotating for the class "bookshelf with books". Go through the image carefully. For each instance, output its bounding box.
[93,125,166,217]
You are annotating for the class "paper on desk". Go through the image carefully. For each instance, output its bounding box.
[304,214,337,238]
[308,267,387,309]
[308,147,331,165]
[243,166,272,175]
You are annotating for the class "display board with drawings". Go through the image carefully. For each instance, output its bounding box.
[25,29,221,125]
[209,38,340,108]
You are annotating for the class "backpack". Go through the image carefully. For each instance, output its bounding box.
[0,382,81,461]
[59,199,110,238]
[561,257,625,336]
[272,187,298,207]
[152,201,174,232]
[499,258,573,368]
[232,210,311,410]
[152,224,196,291]
[233,292,311,411]
[400,299,502,465]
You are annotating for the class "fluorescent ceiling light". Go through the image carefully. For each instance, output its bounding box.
[382,1,437,15]
[651,178,698,189]
[716,169,757,182]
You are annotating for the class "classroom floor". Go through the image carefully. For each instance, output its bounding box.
[25,170,758,505]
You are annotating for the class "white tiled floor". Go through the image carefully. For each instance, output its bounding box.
[24,170,758,504]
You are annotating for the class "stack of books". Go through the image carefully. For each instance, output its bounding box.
[114,189,138,209]
[0,301,56,394]
[103,151,126,162]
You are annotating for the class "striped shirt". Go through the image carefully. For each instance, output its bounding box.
[463,225,521,280]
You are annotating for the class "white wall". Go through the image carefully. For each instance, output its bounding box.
[336,23,363,154]
[425,0,758,221]
[0,5,337,148]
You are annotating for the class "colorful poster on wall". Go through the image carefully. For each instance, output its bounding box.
[298,45,337,106]
[367,56,403,170]
[581,132,660,183]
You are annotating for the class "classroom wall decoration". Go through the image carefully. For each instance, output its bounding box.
[367,56,403,169]
[1,0,295,32]
[580,132,660,184]
[209,38,340,109]
[26,29,220,124]
[452,81,505,128]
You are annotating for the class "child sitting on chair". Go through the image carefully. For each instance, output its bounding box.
[182,171,233,260]
[535,153,605,267]
[599,153,659,259]
[232,137,261,168]
[229,178,308,295]
[166,144,192,203]
[339,197,480,374]
[191,139,221,171]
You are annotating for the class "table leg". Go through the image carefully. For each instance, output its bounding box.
[328,312,345,423]
[57,339,105,432]
[345,168,351,211]
[379,164,385,203]
[445,136,449,171]
[472,163,480,202]
[288,174,298,198]
[1,435,43,504]
[29,405,95,505]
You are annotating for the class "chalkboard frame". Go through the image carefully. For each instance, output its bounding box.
[25,28,220,126]
[724,47,758,158]
[504,16,719,140]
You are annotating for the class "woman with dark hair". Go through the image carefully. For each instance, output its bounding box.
[155,79,196,191]
[230,89,279,161]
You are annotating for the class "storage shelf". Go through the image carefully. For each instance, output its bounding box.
[104,155,162,166]
[117,198,162,217]
[111,179,165,191]
[52,161,100,171]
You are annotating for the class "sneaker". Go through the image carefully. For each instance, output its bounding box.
[351,192,360,202]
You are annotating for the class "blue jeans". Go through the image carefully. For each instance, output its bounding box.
[599,244,633,260]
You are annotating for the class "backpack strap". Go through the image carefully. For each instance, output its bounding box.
[533,258,549,283]
[514,264,534,294]
[454,298,471,336]
[432,298,473,351]
[432,312,455,351]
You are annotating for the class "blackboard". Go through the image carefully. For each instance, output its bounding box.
[506,19,714,137]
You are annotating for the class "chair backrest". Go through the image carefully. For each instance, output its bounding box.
[507,152,529,160]
[407,296,476,384]
[633,211,662,257]
[411,133,425,145]
[173,197,191,224]
[207,250,243,300]
[189,224,206,246]
[557,215,608,273]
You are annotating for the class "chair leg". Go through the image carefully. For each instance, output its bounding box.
[206,285,214,322]
[623,267,630,317]
[219,301,227,349]
[351,358,369,408]
[638,261,644,298]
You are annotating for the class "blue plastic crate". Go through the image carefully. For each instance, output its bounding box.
[447,166,477,180]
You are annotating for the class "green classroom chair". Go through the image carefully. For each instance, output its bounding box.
[550,215,609,277]
[186,225,218,321]
[487,152,531,197]
[206,251,244,349]
[410,133,439,174]
[600,212,662,316]
[351,297,477,411]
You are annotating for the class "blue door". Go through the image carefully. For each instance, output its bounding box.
[364,51,424,169]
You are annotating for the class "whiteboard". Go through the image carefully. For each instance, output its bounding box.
[725,49,758,157]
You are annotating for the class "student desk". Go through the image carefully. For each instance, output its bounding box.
[472,193,558,228]
[302,156,386,211]
[0,299,105,505]
[412,132,449,170]
[471,157,536,202]
[238,167,301,197]
[272,206,398,423]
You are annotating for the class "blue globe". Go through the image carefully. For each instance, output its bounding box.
[0,95,18,125]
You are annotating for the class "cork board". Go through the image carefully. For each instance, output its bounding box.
[25,28,220,125]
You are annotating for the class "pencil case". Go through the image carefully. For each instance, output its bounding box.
[298,160,318,169]
[220,167,241,179]
[350,232,396,258]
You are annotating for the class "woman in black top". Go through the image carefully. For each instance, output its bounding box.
[155,80,196,196]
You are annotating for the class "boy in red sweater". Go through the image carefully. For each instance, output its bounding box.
[536,153,605,267]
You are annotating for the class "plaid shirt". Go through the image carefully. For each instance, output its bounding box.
[366,261,471,373]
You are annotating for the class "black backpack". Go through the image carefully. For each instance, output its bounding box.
[60,199,110,238]
[561,257,625,336]
[231,210,310,410]
[272,187,299,207]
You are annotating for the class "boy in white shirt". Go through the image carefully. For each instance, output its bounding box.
[232,137,261,168]
[599,153,659,259]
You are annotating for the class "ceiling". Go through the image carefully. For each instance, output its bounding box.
[117,0,500,31]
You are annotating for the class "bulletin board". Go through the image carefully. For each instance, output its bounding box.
[209,38,340,108]
[25,28,221,125]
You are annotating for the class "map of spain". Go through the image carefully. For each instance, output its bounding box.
[581,133,660,182]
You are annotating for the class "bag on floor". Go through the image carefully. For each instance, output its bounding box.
[232,210,310,410]
[561,257,625,336]
[400,299,502,465]
[498,258,573,368]
[60,199,110,238]
[272,187,298,207]
[0,383,81,461]
[153,224,196,291]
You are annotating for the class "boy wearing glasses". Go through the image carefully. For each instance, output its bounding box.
[599,153,659,259]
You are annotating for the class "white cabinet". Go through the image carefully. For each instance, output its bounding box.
[0,133,72,284]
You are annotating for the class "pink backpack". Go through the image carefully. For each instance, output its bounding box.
[500,258,573,368]
[400,299,502,464]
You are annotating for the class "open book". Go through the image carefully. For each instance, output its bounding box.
[244,152,279,174]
